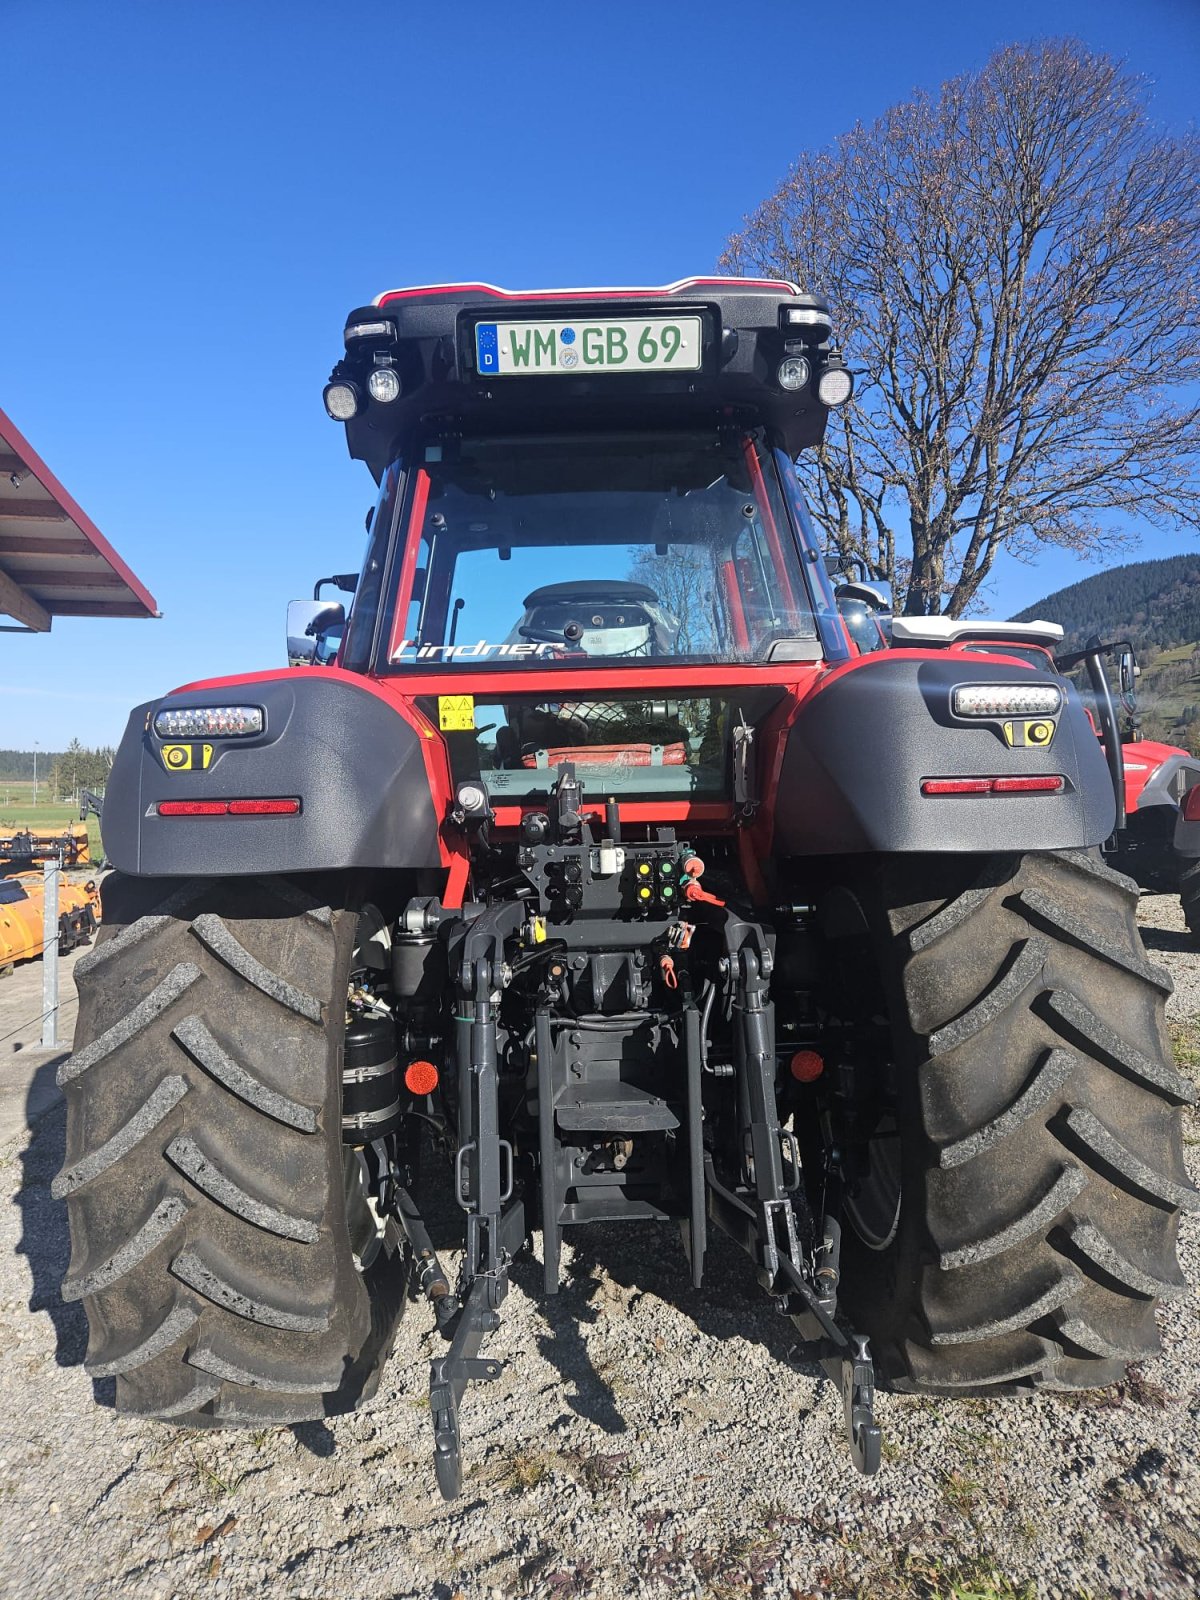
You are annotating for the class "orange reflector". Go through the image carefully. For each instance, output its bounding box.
[404,1059,439,1096]
[790,1049,825,1083]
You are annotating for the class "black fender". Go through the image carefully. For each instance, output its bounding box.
[102,671,442,877]
[773,654,1115,855]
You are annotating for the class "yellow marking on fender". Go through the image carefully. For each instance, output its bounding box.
[161,743,214,772]
[1002,719,1056,749]
[438,695,476,732]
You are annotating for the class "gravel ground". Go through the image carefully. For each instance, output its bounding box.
[1,895,1196,1600]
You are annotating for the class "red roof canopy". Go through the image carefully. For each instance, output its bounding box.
[0,405,158,631]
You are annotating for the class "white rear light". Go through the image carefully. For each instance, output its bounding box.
[154,706,264,739]
[953,683,1063,718]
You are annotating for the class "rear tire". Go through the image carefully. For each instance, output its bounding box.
[835,850,1197,1393]
[57,873,406,1425]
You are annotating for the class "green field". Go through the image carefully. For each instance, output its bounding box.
[0,779,103,858]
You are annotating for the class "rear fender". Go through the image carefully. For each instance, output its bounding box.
[102,670,443,877]
[773,653,1115,855]
[1126,747,1200,860]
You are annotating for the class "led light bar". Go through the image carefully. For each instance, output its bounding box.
[782,306,832,334]
[921,776,1066,797]
[952,683,1063,718]
[157,798,300,817]
[154,706,264,739]
[344,318,396,342]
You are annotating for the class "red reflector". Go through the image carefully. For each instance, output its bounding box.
[922,776,1065,797]
[1183,785,1200,823]
[157,800,228,816]
[158,798,300,817]
[921,778,992,796]
[790,1050,825,1083]
[991,776,1065,794]
[227,798,301,815]
[405,1059,439,1096]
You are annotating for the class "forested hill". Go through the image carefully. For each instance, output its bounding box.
[1013,554,1200,653]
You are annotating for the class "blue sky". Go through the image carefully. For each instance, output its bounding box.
[2,0,1198,748]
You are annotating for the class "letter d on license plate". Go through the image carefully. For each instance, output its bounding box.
[475,316,702,376]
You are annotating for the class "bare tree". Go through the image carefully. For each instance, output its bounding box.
[722,40,1200,615]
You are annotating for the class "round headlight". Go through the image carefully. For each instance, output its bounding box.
[323,381,361,421]
[368,367,401,403]
[817,368,854,408]
[777,356,811,392]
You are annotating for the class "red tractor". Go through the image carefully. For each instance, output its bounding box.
[62,280,1196,1496]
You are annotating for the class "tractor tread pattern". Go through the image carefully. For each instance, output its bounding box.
[171,1015,317,1131]
[842,849,1194,1397]
[86,1302,200,1378]
[52,1076,190,1196]
[1059,1106,1200,1212]
[928,1270,1080,1345]
[188,1343,344,1394]
[1043,990,1195,1104]
[166,1136,321,1241]
[927,937,1046,1057]
[74,883,206,974]
[58,965,203,1084]
[938,1048,1075,1169]
[938,1164,1088,1269]
[1064,1218,1188,1300]
[59,873,398,1427]
[1015,887,1173,993]
[190,914,323,1021]
[61,1196,190,1301]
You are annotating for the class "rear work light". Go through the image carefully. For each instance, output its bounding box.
[921,776,1066,797]
[953,683,1063,718]
[158,798,300,817]
[323,379,362,420]
[154,705,263,739]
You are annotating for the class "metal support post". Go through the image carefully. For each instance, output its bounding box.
[42,854,59,1047]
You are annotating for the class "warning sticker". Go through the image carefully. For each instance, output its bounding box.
[161,743,214,772]
[438,695,476,732]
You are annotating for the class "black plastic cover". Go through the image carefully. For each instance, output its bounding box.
[102,673,441,877]
[774,654,1115,855]
[333,281,839,477]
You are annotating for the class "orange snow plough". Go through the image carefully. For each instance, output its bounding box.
[0,872,100,974]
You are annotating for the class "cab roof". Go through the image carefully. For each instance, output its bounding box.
[329,276,846,480]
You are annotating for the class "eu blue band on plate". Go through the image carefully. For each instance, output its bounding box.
[476,323,499,374]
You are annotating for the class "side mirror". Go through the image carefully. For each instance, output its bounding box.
[1118,645,1137,697]
[835,579,892,612]
[287,599,345,666]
